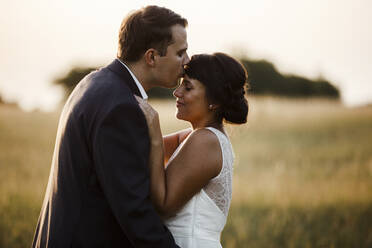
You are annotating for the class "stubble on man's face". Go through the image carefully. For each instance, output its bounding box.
[155,25,189,89]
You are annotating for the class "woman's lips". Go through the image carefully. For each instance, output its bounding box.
[176,101,184,108]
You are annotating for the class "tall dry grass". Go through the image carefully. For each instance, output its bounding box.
[1,96,372,247]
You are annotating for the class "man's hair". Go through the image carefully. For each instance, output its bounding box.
[117,5,188,62]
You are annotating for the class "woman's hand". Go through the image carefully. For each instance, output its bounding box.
[135,96,162,145]
[135,96,167,211]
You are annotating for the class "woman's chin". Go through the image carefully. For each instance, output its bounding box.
[175,112,185,121]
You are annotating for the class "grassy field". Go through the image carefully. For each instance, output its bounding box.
[1,96,372,247]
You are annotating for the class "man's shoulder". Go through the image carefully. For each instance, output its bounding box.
[90,66,131,91]
[84,67,134,103]
[66,66,138,121]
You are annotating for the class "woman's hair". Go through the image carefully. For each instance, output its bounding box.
[117,5,188,62]
[184,53,249,124]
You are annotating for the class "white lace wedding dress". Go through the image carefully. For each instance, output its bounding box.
[164,127,234,248]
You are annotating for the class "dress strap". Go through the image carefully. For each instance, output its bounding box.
[204,127,228,143]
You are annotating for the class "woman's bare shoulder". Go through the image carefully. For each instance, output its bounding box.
[186,128,220,147]
[181,128,222,172]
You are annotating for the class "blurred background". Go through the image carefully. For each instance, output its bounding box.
[1,0,372,247]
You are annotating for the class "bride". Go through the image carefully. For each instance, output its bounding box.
[137,52,249,247]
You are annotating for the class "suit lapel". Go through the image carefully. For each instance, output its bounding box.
[106,59,142,97]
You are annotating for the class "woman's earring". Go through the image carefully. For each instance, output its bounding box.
[209,104,213,110]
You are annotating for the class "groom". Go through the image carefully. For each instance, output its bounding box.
[32,5,189,248]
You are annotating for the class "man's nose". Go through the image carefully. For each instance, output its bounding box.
[183,53,190,65]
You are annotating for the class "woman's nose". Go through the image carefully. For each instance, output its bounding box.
[173,87,182,98]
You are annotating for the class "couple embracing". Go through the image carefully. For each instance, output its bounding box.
[32,5,248,248]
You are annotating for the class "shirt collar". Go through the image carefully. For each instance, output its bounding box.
[117,58,148,100]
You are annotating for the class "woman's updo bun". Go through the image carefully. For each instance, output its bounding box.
[184,52,249,124]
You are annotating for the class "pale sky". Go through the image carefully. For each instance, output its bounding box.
[1,0,371,111]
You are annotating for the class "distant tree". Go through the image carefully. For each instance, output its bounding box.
[0,93,19,107]
[241,59,284,95]
[312,77,340,98]
[241,58,339,98]
[54,67,98,97]
[54,58,340,99]
[147,87,175,98]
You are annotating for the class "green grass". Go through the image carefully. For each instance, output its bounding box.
[1,97,372,247]
[0,106,58,248]
[223,203,372,248]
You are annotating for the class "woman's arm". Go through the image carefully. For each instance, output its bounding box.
[158,129,222,217]
[137,98,222,217]
[163,128,192,165]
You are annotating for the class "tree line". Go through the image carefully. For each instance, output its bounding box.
[53,57,340,99]
[241,58,339,98]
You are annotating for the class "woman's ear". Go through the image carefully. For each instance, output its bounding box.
[144,48,157,67]
[208,103,220,111]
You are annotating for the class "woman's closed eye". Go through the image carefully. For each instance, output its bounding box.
[179,80,192,91]
[183,81,192,91]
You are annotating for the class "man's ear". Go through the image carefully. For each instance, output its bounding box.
[144,49,157,67]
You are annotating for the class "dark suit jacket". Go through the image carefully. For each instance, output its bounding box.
[32,59,179,248]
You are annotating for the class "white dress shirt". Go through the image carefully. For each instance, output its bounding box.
[117,59,148,100]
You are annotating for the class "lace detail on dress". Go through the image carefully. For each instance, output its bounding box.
[167,127,235,217]
[203,127,235,217]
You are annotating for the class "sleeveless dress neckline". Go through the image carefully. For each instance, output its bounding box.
[164,126,235,247]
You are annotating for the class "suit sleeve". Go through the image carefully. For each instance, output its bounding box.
[93,101,179,248]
